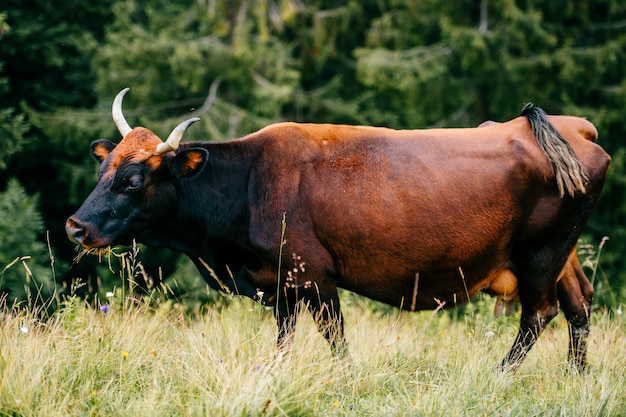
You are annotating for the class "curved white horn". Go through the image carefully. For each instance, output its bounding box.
[112,88,132,137]
[156,117,201,154]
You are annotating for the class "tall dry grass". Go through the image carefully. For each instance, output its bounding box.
[0,291,624,417]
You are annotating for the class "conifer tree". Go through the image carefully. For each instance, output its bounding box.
[1,0,624,305]
[0,179,56,302]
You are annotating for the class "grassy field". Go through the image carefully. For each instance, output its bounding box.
[0,291,624,417]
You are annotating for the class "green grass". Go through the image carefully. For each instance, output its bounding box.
[0,293,624,417]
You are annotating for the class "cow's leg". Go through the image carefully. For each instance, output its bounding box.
[274,288,300,352]
[500,261,561,371]
[556,250,593,371]
[501,297,560,371]
[302,282,348,357]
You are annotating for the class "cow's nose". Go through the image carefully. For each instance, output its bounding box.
[65,217,86,244]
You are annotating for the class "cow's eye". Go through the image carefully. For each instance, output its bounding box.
[125,176,143,192]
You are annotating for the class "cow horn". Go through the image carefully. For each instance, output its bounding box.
[156,117,201,154]
[112,88,132,137]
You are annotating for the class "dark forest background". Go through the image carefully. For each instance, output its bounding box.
[1,0,624,309]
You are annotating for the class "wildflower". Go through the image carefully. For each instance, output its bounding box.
[485,330,495,338]
[617,305,623,316]
[332,401,339,408]
[254,364,262,372]
[106,291,114,298]
[150,348,157,357]
[121,351,129,360]
[19,326,29,334]
[100,304,110,316]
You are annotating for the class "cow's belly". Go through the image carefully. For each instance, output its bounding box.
[336,257,512,311]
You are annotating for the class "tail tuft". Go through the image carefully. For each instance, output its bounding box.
[521,103,588,197]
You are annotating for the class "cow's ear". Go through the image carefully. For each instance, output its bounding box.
[91,139,117,163]
[169,148,209,178]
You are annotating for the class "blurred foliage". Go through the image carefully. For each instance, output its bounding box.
[0,179,57,302]
[0,107,28,170]
[0,0,624,308]
[0,13,28,170]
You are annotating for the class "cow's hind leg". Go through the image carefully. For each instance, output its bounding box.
[501,295,560,371]
[556,250,593,372]
[500,255,562,371]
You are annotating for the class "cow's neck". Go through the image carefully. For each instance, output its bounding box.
[162,140,259,255]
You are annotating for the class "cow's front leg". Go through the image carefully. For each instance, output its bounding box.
[302,281,348,357]
[274,287,299,352]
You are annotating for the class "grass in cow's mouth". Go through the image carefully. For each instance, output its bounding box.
[71,245,126,269]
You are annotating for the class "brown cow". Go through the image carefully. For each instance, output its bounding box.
[66,89,609,371]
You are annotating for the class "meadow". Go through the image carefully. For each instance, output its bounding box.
[0,287,624,417]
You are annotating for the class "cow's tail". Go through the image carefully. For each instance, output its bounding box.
[521,103,588,198]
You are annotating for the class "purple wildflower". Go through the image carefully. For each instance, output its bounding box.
[100,304,110,316]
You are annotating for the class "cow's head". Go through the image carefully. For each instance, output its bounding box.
[65,88,207,249]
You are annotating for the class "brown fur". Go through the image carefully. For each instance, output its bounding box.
[478,117,599,324]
